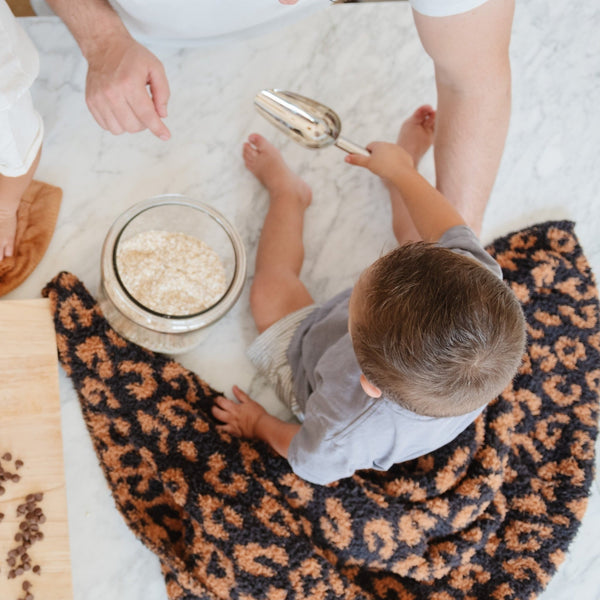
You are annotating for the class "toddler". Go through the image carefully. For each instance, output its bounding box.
[212,106,525,485]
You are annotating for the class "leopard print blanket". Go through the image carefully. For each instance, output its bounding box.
[42,220,599,600]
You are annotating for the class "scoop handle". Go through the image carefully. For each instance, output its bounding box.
[335,136,370,156]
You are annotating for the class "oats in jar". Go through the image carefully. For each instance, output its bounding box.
[116,230,227,315]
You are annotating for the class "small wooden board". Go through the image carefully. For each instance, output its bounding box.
[0,299,73,599]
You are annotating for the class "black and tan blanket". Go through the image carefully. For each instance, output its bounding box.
[42,220,600,600]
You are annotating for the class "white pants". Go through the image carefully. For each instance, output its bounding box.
[0,0,43,177]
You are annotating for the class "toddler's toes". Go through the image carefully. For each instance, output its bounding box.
[414,105,435,123]
[243,142,258,163]
[247,134,282,160]
[248,133,267,149]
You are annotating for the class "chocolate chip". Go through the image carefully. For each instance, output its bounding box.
[15,459,24,469]
[2,452,11,461]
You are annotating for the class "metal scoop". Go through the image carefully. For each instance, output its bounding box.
[254,89,369,156]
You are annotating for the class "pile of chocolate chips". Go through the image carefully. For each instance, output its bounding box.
[1,452,44,600]
[0,452,23,495]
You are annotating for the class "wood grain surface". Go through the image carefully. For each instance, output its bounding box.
[0,299,73,599]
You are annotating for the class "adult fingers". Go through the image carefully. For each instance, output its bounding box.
[86,80,168,138]
[0,242,11,260]
[129,81,170,140]
[107,99,145,134]
[86,99,112,133]
[148,63,170,119]
[87,94,134,135]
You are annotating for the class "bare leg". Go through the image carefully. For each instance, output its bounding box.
[243,134,314,333]
[413,0,514,235]
[386,105,436,245]
[0,146,42,260]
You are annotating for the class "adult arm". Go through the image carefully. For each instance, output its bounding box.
[212,386,300,458]
[45,0,171,140]
[412,0,515,235]
[0,147,42,260]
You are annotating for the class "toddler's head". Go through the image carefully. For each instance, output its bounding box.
[349,242,526,417]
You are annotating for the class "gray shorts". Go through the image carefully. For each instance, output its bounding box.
[247,305,317,421]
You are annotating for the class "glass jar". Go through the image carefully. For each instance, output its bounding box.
[99,194,246,354]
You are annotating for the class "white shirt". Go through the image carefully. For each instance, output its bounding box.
[108,0,327,44]
[0,0,43,176]
[0,0,39,111]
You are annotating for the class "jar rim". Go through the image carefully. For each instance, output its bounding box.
[101,194,247,333]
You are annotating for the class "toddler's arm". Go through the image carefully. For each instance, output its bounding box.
[346,143,465,242]
[212,386,300,458]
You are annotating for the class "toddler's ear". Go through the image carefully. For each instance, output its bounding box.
[359,374,382,398]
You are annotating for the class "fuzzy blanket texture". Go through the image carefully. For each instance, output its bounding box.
[42,220,600,600]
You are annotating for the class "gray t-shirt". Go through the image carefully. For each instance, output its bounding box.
[286,225,502,485]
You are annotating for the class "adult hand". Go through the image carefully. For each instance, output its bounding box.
[84,35,171,140]
[212,385,267,438]
[345,141,414,180]
[0,209,17,261]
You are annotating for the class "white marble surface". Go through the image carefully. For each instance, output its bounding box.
[5,1,600,598]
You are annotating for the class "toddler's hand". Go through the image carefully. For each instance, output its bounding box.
[211,385,267,438]
[345,142,414,180]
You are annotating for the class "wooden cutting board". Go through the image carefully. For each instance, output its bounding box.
[0,299,73,599]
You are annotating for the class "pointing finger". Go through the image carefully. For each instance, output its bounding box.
[129,88,170,141]
[148,64,170,119]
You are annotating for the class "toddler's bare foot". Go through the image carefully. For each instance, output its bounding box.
[397,105,436,168]
[397,105,436,169]
[243,134,312,208]
[383,105,435,193]
[0,209,18,261]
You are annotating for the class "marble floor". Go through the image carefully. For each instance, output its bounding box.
[5,1,600,598]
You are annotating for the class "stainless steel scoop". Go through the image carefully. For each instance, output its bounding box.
[254,89,369,156]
